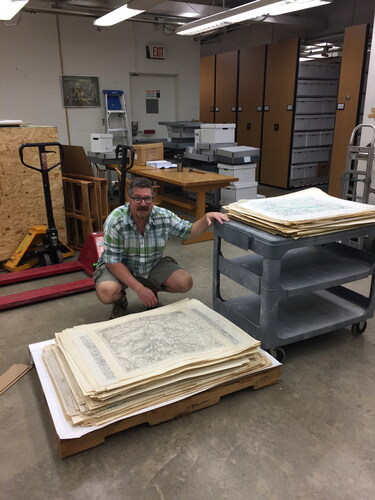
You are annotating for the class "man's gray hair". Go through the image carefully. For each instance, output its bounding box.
[128,177,154,197]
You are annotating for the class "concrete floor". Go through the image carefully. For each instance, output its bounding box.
[1,229,375,499]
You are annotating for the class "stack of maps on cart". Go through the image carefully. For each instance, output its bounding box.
[224,188,375,238]
[42,299,271,426]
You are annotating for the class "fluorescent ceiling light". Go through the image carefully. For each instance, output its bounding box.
[94,4,144,27]
[0,0,29,20]
[176,0,332,36]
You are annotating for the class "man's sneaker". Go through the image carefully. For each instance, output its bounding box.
[110,294,128,319]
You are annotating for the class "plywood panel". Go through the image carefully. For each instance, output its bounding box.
[328,24,369,197]
[260,38,299,188]
[215,51,238,124]
[0,126,67,261]
[200,55,216,123]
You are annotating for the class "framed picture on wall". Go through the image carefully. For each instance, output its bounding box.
[61,75,100,107]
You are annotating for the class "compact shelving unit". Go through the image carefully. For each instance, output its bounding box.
[213,220,375,360]
[290,59,340,187]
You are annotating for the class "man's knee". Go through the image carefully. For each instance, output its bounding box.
[163,270,193,293]
[96,281,123,304]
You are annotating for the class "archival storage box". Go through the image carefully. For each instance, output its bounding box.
[220,181,258,204]
[216,146,260,165]
[90,134,113,153]
[200,123,235,144]
[218,163,256,183]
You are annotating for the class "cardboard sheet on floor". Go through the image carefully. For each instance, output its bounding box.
[0,364,33,395]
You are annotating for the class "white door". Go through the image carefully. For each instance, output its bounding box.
[130,73,178,140]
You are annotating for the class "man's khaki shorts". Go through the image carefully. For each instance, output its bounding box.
[93,256,182,291]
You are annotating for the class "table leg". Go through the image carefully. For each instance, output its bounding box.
[183,188,213,245]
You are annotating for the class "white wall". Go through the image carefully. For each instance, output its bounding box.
[362,11,375,143]
[0,13,200,151]
[361,10,375,202]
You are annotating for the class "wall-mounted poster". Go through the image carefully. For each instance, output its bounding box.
[61,75,100,107]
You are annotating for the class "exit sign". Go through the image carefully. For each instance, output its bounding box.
[146,45,165,59]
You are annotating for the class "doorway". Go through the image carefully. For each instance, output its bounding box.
[129,73,179,141]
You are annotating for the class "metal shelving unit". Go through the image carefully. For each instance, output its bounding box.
[290,59,340,187]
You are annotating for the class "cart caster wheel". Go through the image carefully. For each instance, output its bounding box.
[364,234,375,253]
[269,347,286,363]
[351,321,367,336]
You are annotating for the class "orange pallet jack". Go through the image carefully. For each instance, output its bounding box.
[0,142,104,310]
[3,224,74,272]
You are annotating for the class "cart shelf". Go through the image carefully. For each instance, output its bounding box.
[218,242,375,298]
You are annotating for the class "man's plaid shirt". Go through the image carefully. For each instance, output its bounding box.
[100,204,193,277]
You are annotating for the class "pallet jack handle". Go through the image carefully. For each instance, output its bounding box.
[115,144,135,205]
[19,142,63,237]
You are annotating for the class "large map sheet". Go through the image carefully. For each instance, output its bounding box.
[43,299,268,426]
[224,188,375,237]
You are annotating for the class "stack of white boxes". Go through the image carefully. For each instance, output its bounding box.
[216,146,260,204]
[185,123,237,162]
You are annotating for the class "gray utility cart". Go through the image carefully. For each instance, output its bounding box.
[213,220,375,361]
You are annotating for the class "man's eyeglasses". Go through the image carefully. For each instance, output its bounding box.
[129,195,154,204]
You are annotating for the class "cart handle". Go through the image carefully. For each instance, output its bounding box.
[19,142,64,172]
[115,144,135,173]
[349,124,375,148]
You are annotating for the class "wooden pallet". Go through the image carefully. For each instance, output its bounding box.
[52,365,280,458]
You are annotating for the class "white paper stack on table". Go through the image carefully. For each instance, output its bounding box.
[146,160,177,168]
[224,187,375,238]
[42,299,271,427]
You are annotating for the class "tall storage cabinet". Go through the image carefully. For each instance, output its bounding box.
[237,45,267,179]
[329,24,369,197]
[215,51,239,124]
[259,38,300,188]
[199,25,368,190]
[200,55,216,123]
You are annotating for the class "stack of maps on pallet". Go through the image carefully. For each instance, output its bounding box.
[42,299,271,427]
[224,187,375,238]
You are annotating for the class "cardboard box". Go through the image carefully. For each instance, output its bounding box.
[133,143,164,165]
